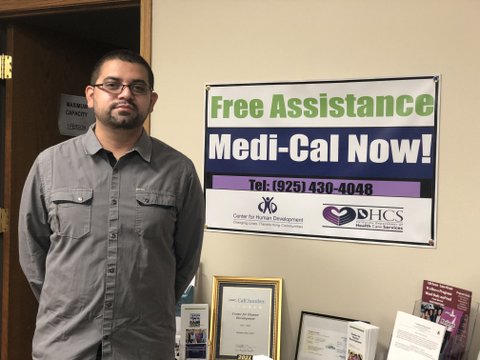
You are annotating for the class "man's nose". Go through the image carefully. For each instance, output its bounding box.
[118,85,135,98]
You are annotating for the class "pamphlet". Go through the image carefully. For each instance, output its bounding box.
[180,304,209,360]
[346,321,379,360]
[420,280,472,359]
[387,311,446,360]
[176,279,197,359]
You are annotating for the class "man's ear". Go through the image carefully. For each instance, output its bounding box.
[85,85,95,109]
[149,92,159,113]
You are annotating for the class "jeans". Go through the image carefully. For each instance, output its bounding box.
[96,344,102,359]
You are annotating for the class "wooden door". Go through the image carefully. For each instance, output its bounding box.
[1,23,109,360]
[0,2,150,358]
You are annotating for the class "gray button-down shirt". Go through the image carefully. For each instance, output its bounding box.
[19,126,205,360]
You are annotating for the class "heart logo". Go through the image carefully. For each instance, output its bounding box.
[323,206,356,226]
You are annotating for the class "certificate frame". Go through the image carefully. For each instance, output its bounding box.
[210,276,282,360]
[294,311,357,360]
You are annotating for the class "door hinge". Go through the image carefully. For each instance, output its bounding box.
[0,208,9,233]
[0,54,12,80]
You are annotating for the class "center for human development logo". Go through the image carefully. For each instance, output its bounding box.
[258,197,277,214]
[231,196,303,230]
[323,204,404,232]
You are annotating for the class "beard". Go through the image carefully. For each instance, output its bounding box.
[96,101,147,130]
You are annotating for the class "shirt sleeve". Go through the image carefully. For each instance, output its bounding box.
[173,164,205,302]
[18,156,52,301]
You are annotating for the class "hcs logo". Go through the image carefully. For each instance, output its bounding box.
[323,206,403,226]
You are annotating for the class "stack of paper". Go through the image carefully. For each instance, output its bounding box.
[387,311,446,360]
[346,321,379,360]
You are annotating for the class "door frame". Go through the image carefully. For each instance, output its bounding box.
[0,1,139,17]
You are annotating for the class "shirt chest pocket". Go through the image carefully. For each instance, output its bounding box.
[135,190,176,238]
[51,188,93,239]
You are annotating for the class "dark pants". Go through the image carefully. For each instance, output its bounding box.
[96,344,102,359]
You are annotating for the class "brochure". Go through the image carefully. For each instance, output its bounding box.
[180,304,209,360]
[346,321,379,360]
[420,280,472,359]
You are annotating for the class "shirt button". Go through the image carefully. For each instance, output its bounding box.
[108,267,115,273]
[110,233,116,239]
[78,197,83,202]
[106,302,113,308]
[111,199,117,205]
[103,335,110,341]
[144,198,150,203]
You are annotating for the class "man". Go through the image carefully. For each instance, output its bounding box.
[18,49,205,359]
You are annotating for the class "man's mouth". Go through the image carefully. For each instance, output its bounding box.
[113,102,136,110]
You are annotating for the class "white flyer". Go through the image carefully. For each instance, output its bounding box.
[387,311,445,360]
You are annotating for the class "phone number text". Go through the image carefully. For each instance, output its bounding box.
[249,179,373,195]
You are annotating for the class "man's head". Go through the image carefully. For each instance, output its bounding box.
[85,49,158,131]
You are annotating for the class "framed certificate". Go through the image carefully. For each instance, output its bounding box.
[295,311,357,360]
[210,276,282,360]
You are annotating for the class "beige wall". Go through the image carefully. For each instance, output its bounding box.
[150,1,480,359]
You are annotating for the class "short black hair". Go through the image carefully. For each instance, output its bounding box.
[90,49,154,89]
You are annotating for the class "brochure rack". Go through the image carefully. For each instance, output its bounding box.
[413,299,480,360]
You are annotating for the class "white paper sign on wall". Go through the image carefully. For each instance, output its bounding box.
[58,93,95,136]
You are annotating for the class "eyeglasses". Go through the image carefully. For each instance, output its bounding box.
[91,81,152,95]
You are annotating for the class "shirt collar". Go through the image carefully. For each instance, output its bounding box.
[131,128,152,162]
[82,124,152,162]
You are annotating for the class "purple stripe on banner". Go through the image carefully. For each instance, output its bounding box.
[212,175,421,197]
